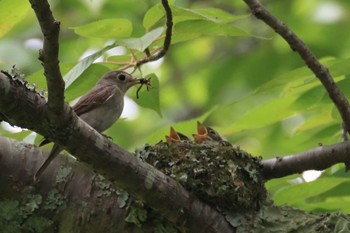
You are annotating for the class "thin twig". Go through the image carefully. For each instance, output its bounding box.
[29,0,65,120]
[243,0,350,135]
[342,122,348,142]
[136,0,173,67]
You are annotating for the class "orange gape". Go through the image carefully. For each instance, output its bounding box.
[192,121,208,142]
[165,127,181,142]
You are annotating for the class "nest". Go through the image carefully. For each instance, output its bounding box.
[135,140,267,212]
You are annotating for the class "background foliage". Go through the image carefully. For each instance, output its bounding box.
[1,0,350,214]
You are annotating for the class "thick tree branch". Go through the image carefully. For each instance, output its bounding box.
[136,0,173,67]
[3,137,349,232]
[29,0,66,122]
[0,73,233,233]
[262,141,350,179]
[243,0,350,134]
[0,136,174,233]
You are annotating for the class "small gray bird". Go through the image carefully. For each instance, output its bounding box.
[34,70,141,181]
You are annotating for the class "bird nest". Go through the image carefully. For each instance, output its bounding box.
[135,140,267,212]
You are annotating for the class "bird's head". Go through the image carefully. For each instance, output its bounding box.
[99,70,142,93]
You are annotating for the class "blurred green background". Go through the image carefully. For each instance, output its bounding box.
[1,0,350,213]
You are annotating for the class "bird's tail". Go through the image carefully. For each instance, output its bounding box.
[33,144,62,182]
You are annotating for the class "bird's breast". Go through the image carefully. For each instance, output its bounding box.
[79,92,124,132]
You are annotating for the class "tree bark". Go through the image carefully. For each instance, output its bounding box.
[1,136,349,233]
[0,136,175,233]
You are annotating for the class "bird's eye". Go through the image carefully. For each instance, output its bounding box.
[118,73,126,81]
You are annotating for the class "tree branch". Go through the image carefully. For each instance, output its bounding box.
[243,0,350,134]
[0,73,233,233]
[29,0,66,122]
[0,136,176,233]
[4,137,349,232]
[136,0,173,67]
[262,141,350,179]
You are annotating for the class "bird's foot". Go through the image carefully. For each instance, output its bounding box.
[102,134,113,141]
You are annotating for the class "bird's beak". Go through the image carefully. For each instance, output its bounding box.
[134,78,143,84]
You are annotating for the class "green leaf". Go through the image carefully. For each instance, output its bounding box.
[328,57,350,77]
[292,85,326,109]
[174,20,249,37]
[294,105,334,133]
[142,0,176,29]
[149,32,200,47]
[143,3,247,30]
[256,57,350,94]
[133,73,162,117]
[194,8,246,23]
[173,7,247,24]
[227,96,297,132]
[256,67,315,94]
[272,177,350,212]
[308,123,340,144]
[71,19,132,39]
[208,91,298,134]
[143,3,165,30]
[65,64,110,103]
[117,27,164,51]
[63,43,117,89]
[0,0,29,38]
[209,56,350,137]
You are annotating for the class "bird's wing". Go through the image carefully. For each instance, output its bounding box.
[73,84,117,116]
[39,85,117,147]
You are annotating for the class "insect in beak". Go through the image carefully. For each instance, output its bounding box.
[136,77,152,99]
